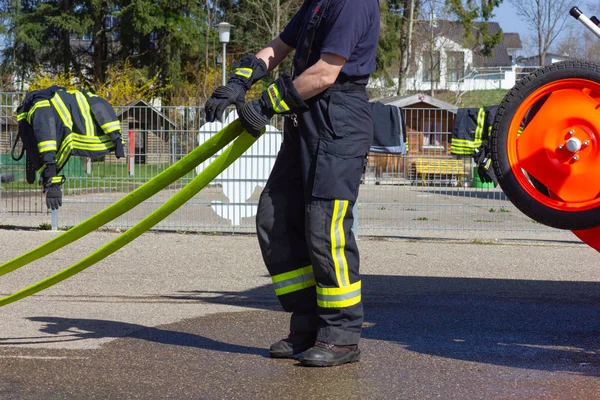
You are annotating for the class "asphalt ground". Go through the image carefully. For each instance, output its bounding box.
[0,228,599,399]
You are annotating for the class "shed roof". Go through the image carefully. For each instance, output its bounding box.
[378,93,458,112]
[116,99,176,129]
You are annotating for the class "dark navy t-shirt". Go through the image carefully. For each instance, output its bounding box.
[279,0,380,79]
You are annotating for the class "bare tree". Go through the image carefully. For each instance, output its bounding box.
[398,0,420,95]
[508,0,571,66]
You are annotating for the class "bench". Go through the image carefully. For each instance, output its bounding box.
[410,157,465,186]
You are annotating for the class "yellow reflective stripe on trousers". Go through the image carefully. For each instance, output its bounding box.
[37,140,57,153]
[101,120,121,134]
[272,265,316,296]
[317,281,361,308]
[71,90,95,136]
[266,83,290,114]
[27,101,51,123]
[51,94,73,130]
[235,67,252,78]
[331,200,350,287]
[51,176,63,184]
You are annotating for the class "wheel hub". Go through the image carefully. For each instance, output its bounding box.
[565,137,582,153]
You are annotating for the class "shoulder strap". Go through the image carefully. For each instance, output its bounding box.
[294,0,330,77]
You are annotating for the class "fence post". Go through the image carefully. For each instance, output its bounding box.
[51,209,58,231]
[128,130,135,176]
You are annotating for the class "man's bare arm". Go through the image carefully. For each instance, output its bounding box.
[293,53,346,100]
[255,37,295,72]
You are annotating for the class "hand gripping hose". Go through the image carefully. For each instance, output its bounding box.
[0,120,244,278]
[0,122,257,307]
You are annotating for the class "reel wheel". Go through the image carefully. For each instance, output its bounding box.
[491,61,600,230]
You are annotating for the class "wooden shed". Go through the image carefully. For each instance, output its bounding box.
[116,100,176,165]
[367,94,459,184]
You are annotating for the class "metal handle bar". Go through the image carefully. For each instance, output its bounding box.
[570,7,600,39]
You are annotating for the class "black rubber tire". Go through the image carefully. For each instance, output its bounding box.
[491,60,600,230]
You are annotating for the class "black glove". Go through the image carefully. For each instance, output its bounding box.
[45,184,63,210]
[474,144,497,185]
[238,73,308,137]
[110,131,125,158]
[41,175,65,210]
[205,55,268,122]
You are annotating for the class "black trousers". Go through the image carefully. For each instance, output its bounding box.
[256,85,373,345]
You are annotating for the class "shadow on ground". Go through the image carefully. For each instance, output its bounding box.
[419,188,509,201]
[4,275,599,376]
[169,275,600,376]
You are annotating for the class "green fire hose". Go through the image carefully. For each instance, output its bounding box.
[0,120,244,278]
[0,123,256,307]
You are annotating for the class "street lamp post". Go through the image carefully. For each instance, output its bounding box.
[217,22,234,86]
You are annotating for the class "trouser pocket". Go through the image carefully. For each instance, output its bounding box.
[312,139,367,203]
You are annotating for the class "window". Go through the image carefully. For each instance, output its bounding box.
[447,51,464,82]
[422,52,440,83]
[422,121,445,150]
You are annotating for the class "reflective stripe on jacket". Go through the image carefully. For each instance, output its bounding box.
[16,86,122,174]
[450,105,498,156]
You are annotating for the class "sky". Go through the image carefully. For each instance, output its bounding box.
[493,2,527,37]
[492,1,576,55]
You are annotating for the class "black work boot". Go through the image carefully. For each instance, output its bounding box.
[269,332,316,358]
[300,341,361,367]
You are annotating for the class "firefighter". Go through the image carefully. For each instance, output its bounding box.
[205,0,380,367]
[14,86,124,210]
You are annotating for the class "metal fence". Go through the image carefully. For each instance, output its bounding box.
[0,98,552,234]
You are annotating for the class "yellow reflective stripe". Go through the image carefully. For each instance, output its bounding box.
[272,265,316,296]
[56,134,114,170]
[51,95,73,130]
[274,279,316,296]
[56,136,74,169]
[331,200,350,287]
[73,134,112,144]
[267,83,290,113]
[317,281,361,308]
[235,67,253,78]
[27,100,51,123]
[101,120,120,134]
[51,176,63,184]
[451,149,476,155]
[475,108,486,142]
[17,113,27,121]
[37,140,57,153]
[70,90,95,136]
[451,138,478,145]
[451,138,481,150]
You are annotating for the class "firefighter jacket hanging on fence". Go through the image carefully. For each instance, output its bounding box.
[369,101,408,154]
[12,85,124,185]
[450,104,499,186]
[450,105,498,156]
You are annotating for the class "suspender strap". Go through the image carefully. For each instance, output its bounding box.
[294,0,330,77]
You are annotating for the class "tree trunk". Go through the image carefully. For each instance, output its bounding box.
[62,0,72,74]
[398,0,417,95]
